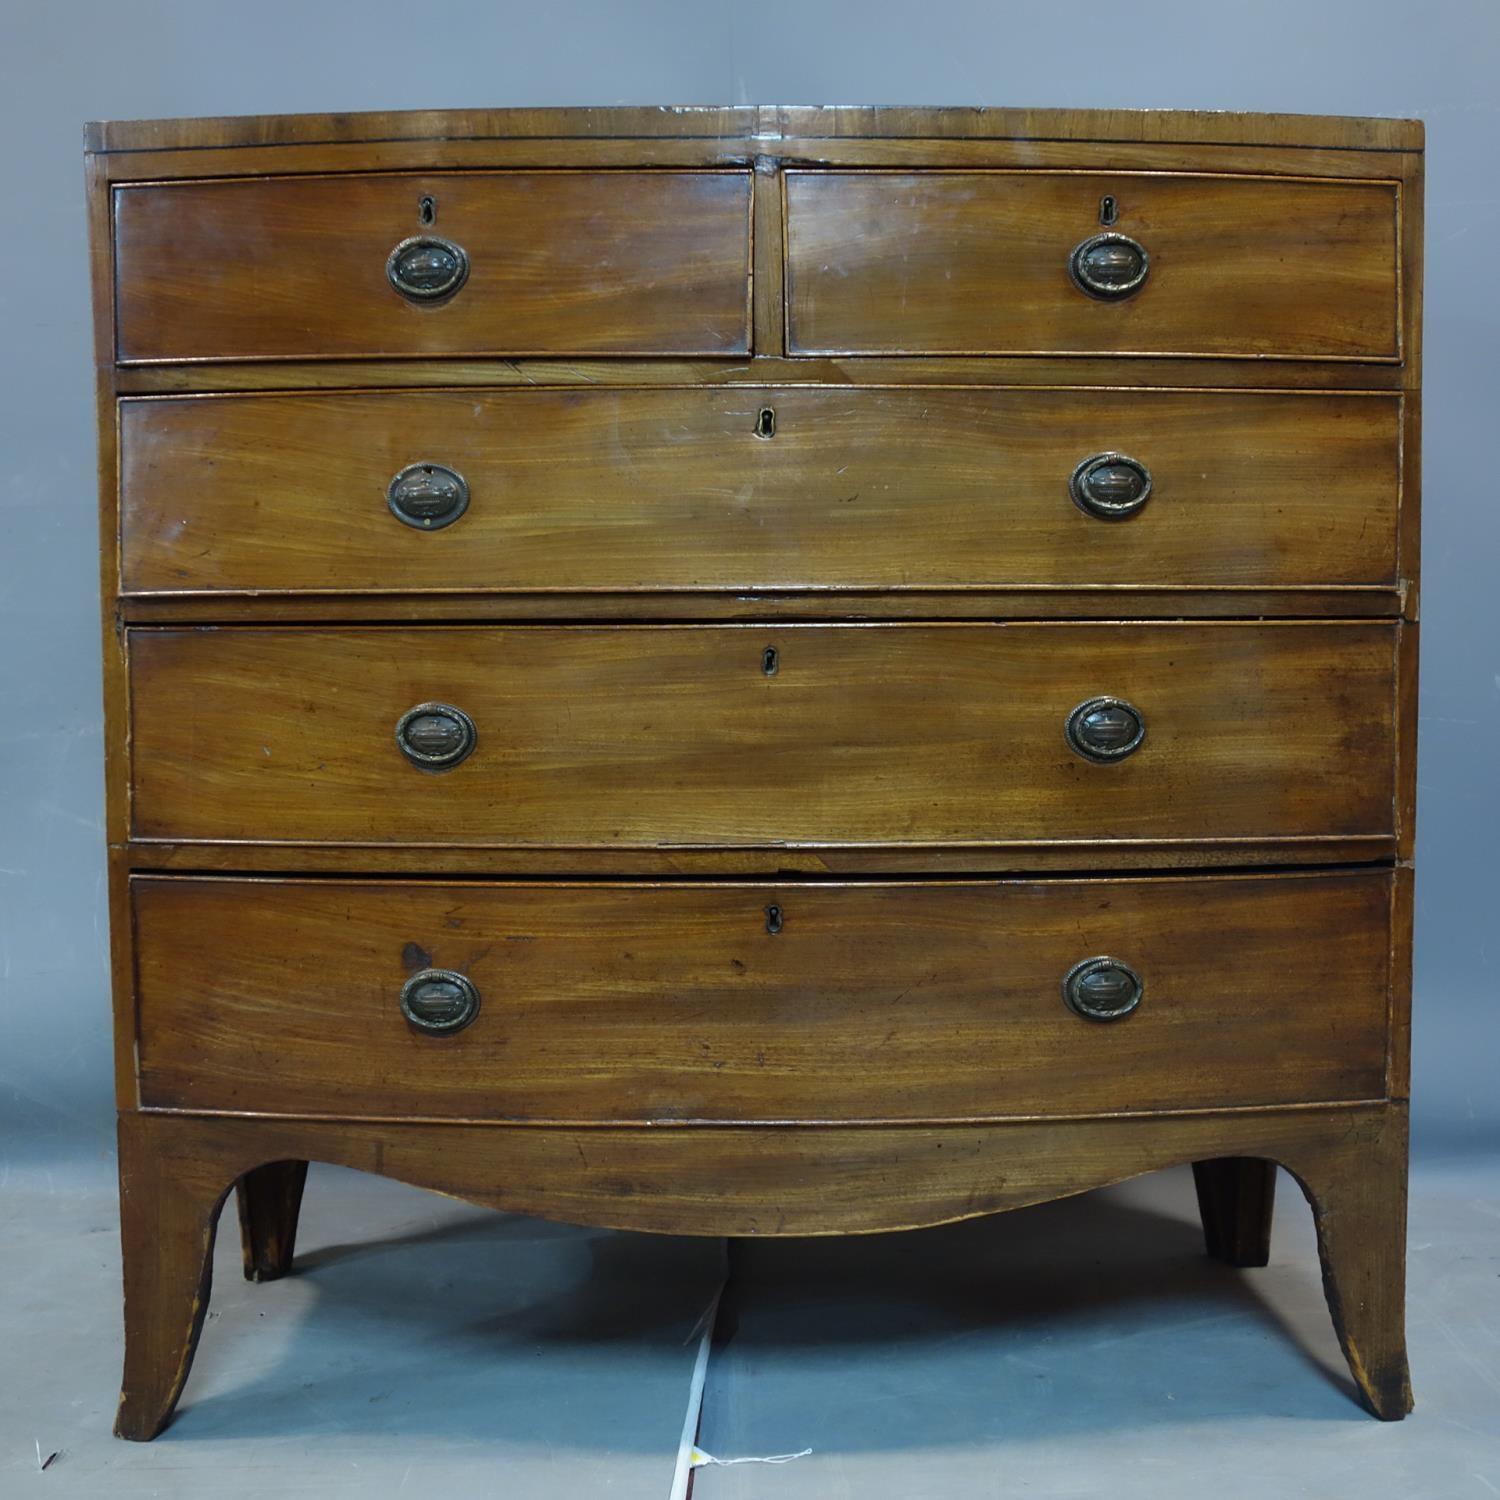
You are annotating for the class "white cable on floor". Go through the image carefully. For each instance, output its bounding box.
[691,1447,815,1468]
[668,1283,724,1500]
[667,1273,813,1498]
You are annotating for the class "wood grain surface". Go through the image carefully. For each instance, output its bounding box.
[125,622,1398,849]
[131,872,1393,1122]
[116,836,1401,878]
[112,1102,1412,1436]
[786,171,1399,359]
[85,105,1425,155]
[118,387,1401,595]
[111,353,1412,398]
[114,171,752,362]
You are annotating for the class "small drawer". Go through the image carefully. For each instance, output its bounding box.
[117,387,1401,596]
[785,171,1400,360]
[125,622,1397,850]
[113,170,752,362]
[131,872,1394,1122]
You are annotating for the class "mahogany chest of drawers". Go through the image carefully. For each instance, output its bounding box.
[86,105,1422,1437]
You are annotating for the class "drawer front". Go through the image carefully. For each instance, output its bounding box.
[119,388,1401,595]
[785,171,1400,359]
[127,623,1396,847]
[114,171,752,362]
[131,874,1393,1122]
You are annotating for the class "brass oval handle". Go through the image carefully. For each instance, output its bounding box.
[1062,956,1143,1021]
[1069,232,1150,300]
[386,234,469,302]
[1069,452,1152,520]
[387,462,470,530]
[395,702,476,771]
[400,968,480,1035]
[1065,696,1145,763]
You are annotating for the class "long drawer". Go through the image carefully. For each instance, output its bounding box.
[131,873,1393,1122]
[785,171,1400,359]
[126,623,1397,848]
[118,388,1401,595]
[113,171,752,362]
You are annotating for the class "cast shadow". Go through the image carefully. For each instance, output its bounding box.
[167,1165,1359,1446]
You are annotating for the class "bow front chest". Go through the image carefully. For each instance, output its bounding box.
[86,105,1422,1437]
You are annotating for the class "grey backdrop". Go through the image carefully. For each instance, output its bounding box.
[3,0,1496,1167]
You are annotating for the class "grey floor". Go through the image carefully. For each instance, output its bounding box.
[2,1153,1496,1498]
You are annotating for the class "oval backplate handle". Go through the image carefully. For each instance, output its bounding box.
[1069,232,1150,300]
[387,462,470,530]
[400,967,481,1035]
[1062,956,1143,1021]
[1069,452,1152,520]
[1065,696,1146,763]
[395,702,477,771]
[386,234,469,302]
